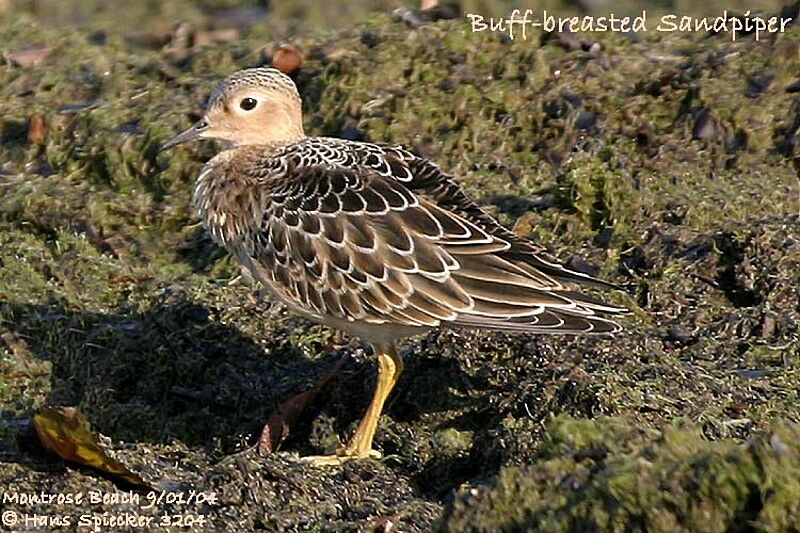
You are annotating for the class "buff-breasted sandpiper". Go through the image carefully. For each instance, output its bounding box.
[160,67,626,465]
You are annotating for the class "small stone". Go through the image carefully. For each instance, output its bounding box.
[0,162,21,178]
[392,7,425,28]
[566,255,599,277]
[679,235,712,260]
[770,434,789,455]
[87,30,107,45]
[726,129,748,153]
[665,325,694,346]
[543,99,567,119]
[340,119,365,141]
[1,330,29,357]
[553,32,582,51]
[692,107,716,140]
[575,111,598,131]
[272,44,303,75]
[745,73,773,98]
[27,115,46,144]
[29,157,54,177]
[620,246,649,274]
[593,227,614,248]
[360,30,380,48]
[758,313,776,338]
[119,321,142,333]
[115,120,140,134]
[737,369,766,379]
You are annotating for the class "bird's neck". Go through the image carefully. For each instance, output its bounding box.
[193,150,261,249]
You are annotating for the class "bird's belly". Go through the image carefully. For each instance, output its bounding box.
[321,317,430,345]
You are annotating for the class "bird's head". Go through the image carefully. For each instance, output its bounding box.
[160,67,304,151]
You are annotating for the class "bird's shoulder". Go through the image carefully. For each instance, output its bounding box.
[229,137,418,185]
[225,137,529,246]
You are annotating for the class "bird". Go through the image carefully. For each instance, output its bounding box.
[160,67,627,465]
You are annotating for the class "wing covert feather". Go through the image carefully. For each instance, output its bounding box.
[203,138,626,334]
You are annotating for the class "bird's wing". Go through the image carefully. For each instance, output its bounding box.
[370,142,625,290]
[239,147,625,334]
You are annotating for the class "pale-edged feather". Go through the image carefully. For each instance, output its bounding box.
[195,138,627,336]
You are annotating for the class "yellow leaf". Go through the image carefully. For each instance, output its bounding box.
[33,406,151,490]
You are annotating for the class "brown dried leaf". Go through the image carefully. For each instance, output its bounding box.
[259,354,348,454]
[33,406,151,489]
[6,45,53,68]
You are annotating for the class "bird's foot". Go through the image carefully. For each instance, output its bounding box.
[298,447,381,467]
[298,344,402,467]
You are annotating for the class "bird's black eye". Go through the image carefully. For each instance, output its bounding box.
[240,97,257,111]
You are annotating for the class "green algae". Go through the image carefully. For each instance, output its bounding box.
[442,416,800,532]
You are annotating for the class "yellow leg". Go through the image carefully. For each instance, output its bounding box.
[301,342,403,466]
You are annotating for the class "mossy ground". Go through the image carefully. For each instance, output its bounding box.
[1,1,800,531]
